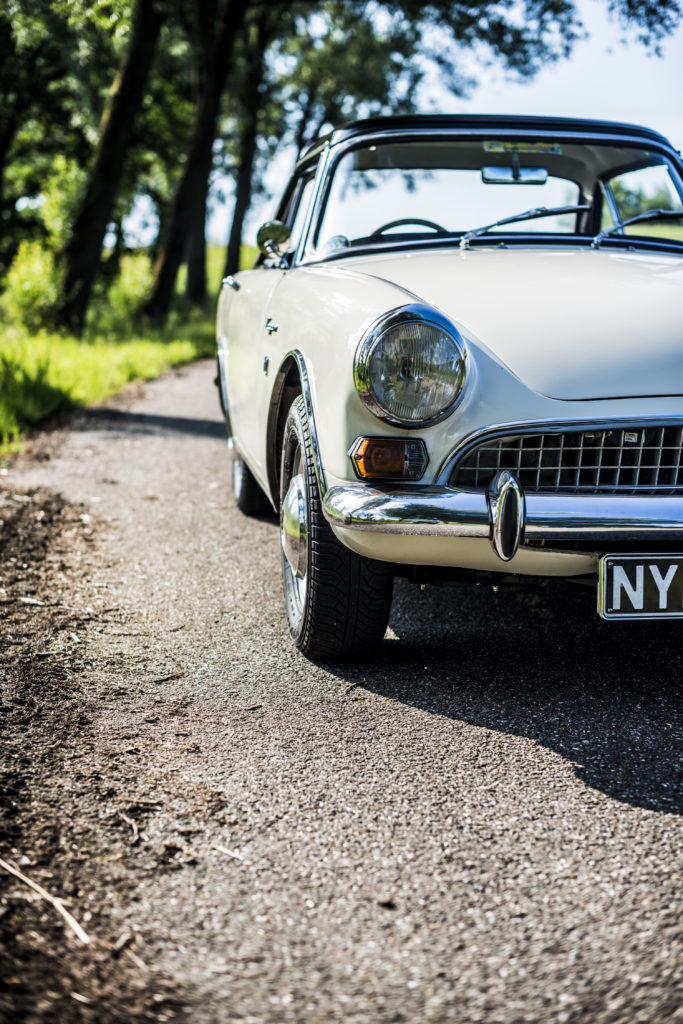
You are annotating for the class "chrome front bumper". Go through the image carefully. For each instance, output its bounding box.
[322,473,683,563]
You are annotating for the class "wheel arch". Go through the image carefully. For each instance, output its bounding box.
[266,350,326,511]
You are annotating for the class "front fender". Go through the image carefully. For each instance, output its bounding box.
[266,350,327,509]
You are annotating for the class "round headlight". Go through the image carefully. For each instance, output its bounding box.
[354,305,466,426]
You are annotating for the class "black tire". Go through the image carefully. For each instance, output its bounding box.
[231,449,272,516]
[280,395,393,659]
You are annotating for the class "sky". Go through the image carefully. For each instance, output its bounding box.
[448,0,683,148]
[206,0,683,246]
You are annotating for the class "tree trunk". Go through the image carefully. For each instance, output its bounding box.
[183,1,212,308]
[223,14,271,278]
[223,111,258,277]
[59,0,165,333]
[0,121,17,226]
[185,193,208,306]
[145,0,250,322]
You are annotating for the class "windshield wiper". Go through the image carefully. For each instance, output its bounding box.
[591,208,683,249]
[459,205,591,250]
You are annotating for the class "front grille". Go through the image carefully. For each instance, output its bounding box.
[450,425,683,494]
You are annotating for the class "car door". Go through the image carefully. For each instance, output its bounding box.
[220,266,285,485]
[221,164,319,489]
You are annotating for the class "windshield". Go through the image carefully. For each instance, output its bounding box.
[307,138,683,256]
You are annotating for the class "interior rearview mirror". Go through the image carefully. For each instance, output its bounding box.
[481,166,548,185]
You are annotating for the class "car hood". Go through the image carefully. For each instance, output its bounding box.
[352,247,683,400]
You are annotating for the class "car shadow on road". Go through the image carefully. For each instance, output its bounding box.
[327,578,683,815]
[81,408,226,439]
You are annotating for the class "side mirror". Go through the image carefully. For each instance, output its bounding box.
[257,220,292,259]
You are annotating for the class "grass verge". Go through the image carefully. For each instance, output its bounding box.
[0,317,215,453]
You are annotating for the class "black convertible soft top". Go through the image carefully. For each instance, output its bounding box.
[301,113,676,163]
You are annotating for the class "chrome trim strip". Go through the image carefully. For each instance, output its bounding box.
[293,145,331,266]
[289,350,327,498]
[600,181,623,235]
[323,483,683,544]
[436,416,683,484]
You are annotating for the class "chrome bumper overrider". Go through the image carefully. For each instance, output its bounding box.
[323,471,683,563]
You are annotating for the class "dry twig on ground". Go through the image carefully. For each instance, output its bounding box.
[0,856,91,945]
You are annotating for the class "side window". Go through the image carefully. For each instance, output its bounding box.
[601,163,683,230]
[287,175,316,254]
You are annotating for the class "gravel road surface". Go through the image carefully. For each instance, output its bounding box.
[1,359,681,1023]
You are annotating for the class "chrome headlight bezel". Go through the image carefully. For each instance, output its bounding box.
[353,304,468,428]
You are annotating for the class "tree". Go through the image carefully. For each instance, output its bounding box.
[219,1,424,278]
[144,0,251,320]
[59,0,166,333]
[217,0,681,299]
[218,9,275,283]
[0,1,118,275]
[4,0,679,329]
[185,6,275,304]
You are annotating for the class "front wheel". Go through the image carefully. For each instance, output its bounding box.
[280,396,393,659]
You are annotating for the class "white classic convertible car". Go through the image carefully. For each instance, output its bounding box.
[216,114,683,657]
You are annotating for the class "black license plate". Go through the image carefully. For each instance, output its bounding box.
[599,554,683,620]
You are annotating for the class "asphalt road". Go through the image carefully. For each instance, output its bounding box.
[6,359,682,1023]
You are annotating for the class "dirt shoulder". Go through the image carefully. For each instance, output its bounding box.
[0,485,183,1023]
[2,362,681,1024]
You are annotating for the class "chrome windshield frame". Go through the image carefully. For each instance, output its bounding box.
[293,125,683,267]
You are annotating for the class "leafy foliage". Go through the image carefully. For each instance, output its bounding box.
[1,242,60,333]
[0,1,122,273]
[0,0,681,335]
[0,320,215,447]
[611,181,679,220]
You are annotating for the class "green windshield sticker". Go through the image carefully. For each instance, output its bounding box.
[483,141,562,154]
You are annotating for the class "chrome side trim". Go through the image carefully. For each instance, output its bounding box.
[291,351,326,499]
[266,350,327,503]
[215,337,232,436]
[437,416,683,484]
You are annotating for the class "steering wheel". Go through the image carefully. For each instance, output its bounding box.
[369,217,448,237]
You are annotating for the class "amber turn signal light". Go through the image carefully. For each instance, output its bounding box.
[349,437,428,481]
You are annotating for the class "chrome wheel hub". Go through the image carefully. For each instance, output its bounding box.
[281,473,308,579]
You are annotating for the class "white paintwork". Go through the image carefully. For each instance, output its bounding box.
[218,240,683,577]
[350,248,683,401]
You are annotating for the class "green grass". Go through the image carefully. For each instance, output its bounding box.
[625,222,683,242]
[0,243,261,454]
[0,318,215,452]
